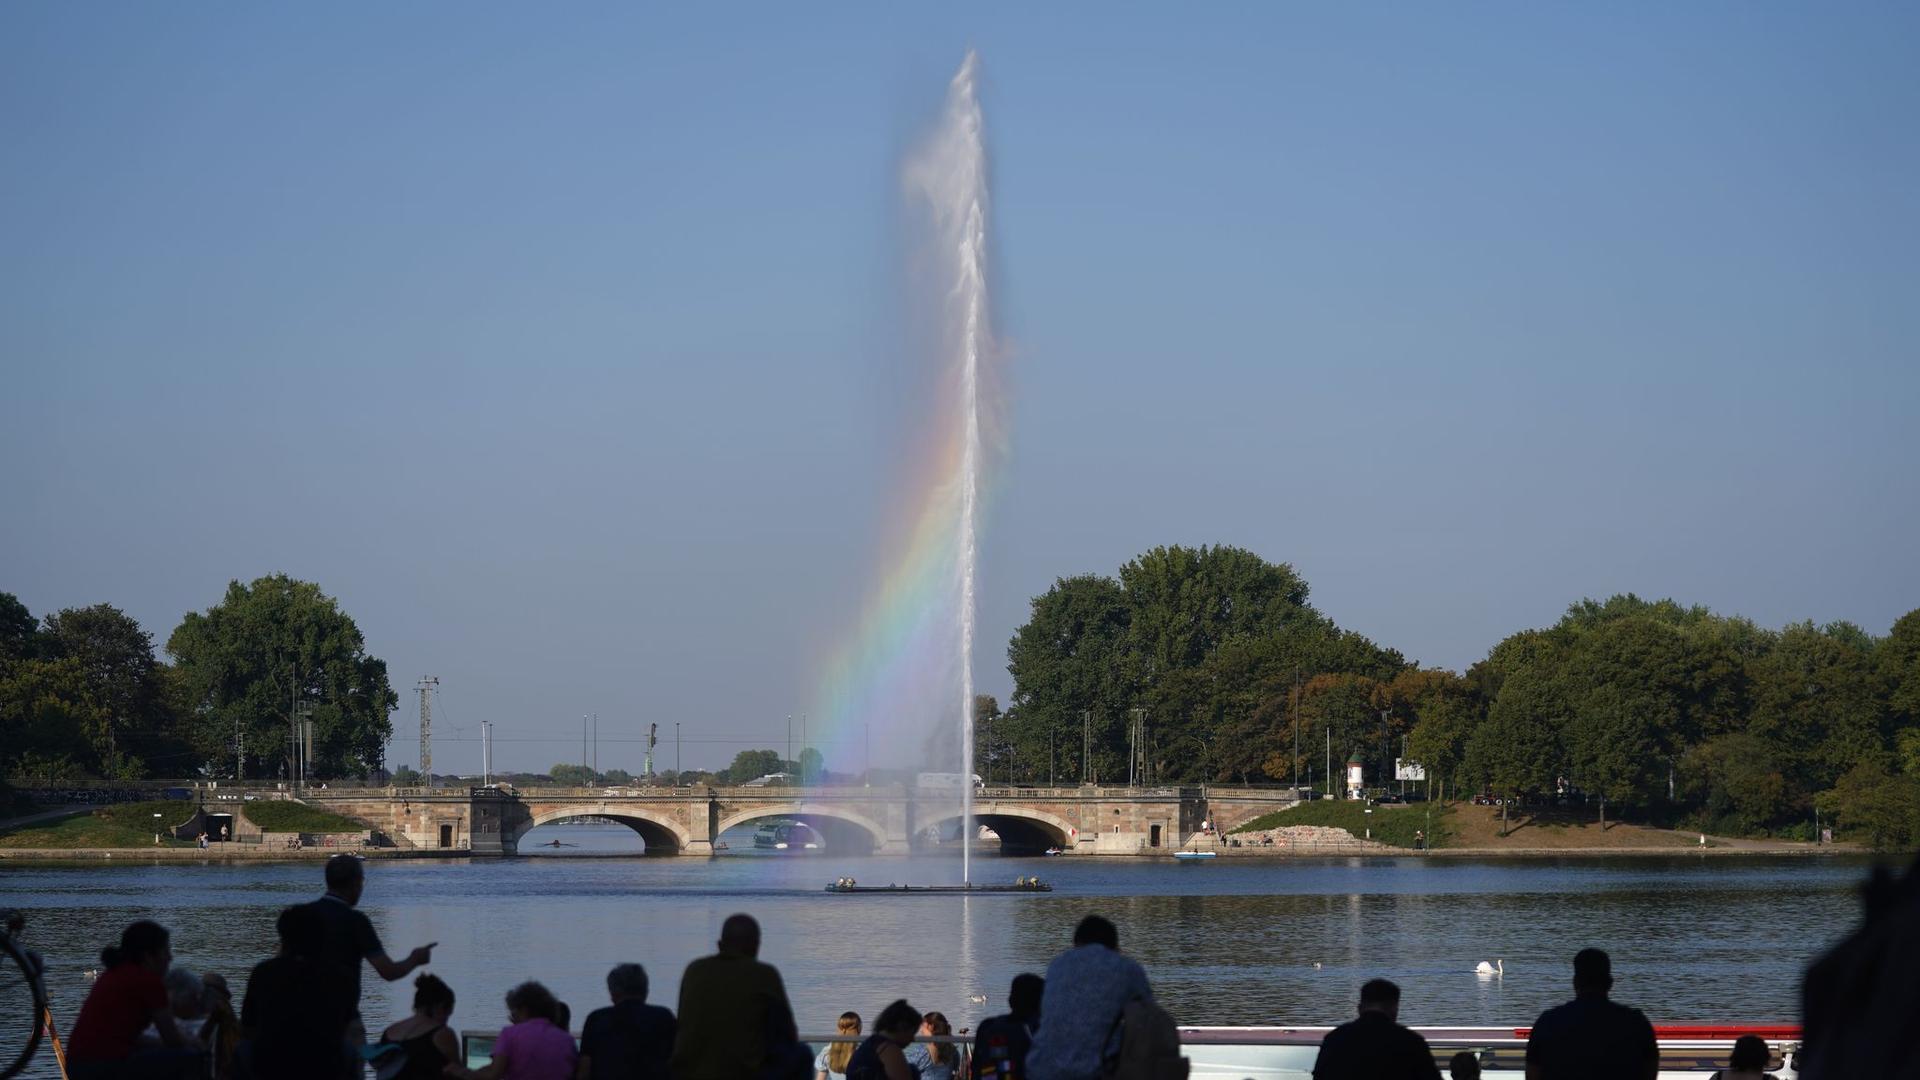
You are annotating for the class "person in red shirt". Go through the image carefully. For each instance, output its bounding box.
[65,920,197,1079]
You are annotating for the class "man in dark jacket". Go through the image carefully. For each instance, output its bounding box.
[580,963,676,1080]
[971,974,1043,1080]
[1311,980,1440,1080]
[1524,949,1657,1080]
[672,914,801,1080]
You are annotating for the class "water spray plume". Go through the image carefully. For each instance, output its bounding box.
[811,51,997,884]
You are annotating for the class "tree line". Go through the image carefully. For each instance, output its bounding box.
[981,545,1920,845]
[1,575,396,788]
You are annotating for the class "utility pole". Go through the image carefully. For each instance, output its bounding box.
[581,715,588,779]
[1291,680,1301,794]
[801,713,808,785]
[417,677,438,789]
[1081,709,1092,785]
[1326,724,1332,800]
[593,713,598,781]
[481,720,492,785]
[645,722,657,781]
[675,722,682,781]
[787,714,793,775]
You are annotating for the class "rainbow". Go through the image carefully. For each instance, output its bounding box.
[811,53,1000,777]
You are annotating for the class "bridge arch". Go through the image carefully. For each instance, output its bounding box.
[930,804,1076,855]
[713,804,888,856]
[511,806,691,855]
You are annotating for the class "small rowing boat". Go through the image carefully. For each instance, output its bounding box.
[1173,850,1217,861]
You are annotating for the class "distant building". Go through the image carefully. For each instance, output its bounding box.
[1346,752,1365,800]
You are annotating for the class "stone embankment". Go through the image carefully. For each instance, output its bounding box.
[1216,824,1397,855]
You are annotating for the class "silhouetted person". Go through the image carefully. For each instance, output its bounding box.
[1799,855,1920,1078]
[578,963,676,1080]
[1027,916,1152,1080]
[301,853,435,1070]
[1708,1035,1776,1080]
[971,974,1043,1080]
[1309,979,1439,1080]
[1524,949,1656,1080]
[672,914,801,1080]
[1447,1051,1481,1080]
[375,973,460,1080]
[845,1000,921,1080]
[241,905,353,1080]
[66,920,196,1079]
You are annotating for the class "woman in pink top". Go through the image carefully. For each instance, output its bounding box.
[446,981,578,1080]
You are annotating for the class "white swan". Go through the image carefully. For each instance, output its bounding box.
[1475,959,1504,976]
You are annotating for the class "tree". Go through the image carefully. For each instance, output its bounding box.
[1004,574,1134,784]
[1816,760,1920,850]
[1882,609,1920,732]
[0,656,99,779]
[41,604,165,779]
[1560,618,1690,826]
[1747,622,1888,794]
[1399,671,1480,803]
[1468,665,1564,835]
[0,593,39,664]
[722,749,783,785]
[549,763,596,787]
[796,747,824,783]
[1680,732,1792,834]
[167,575,398,780]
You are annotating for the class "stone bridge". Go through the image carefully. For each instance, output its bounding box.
[305,784,1299,857]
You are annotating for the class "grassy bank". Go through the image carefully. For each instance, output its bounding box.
[243,800,366,833]
[1233,799,1451,849]
[0,800,197,848]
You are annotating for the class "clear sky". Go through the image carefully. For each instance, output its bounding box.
[4,5,1916,777]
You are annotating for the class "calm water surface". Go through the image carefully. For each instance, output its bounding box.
[0,824,1876,1079]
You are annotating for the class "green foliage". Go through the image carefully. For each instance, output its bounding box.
[167,574,398,781]
[1231,799,1451,850]
[243,800,366,833]
[548,763,597,786]
[721,749,787,784]
[389,765,422,786]
[1815,760,1920,850]
[0,799,196,848]
[994,547,1403,786]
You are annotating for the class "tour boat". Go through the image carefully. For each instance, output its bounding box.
[753,820,821,851]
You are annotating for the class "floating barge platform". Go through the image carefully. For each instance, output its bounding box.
[825,878,1051,893]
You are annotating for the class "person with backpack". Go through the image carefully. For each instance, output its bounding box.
[1026,917,1151,1080]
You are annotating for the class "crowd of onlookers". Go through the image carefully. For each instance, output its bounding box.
[49,849,1900,1080]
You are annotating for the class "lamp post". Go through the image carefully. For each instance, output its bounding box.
[153,812,163,846]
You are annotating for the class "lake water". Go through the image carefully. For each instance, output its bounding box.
[0,823,1877,1079]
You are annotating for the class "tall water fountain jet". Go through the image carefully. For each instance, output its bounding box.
[903,51,994,885]
[813,52,997,884]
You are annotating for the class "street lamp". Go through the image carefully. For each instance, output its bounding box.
[152,812,163,846]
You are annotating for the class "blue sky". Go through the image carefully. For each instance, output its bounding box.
[4,5,1916,775]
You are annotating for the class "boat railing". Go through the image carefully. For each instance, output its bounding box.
[459,1026,1800,1077]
